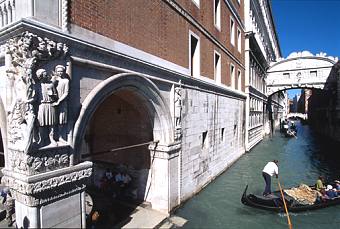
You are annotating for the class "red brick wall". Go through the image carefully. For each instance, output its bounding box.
[70,0,244,90]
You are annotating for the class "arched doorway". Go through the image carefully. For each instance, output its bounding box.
[72,73,174,226]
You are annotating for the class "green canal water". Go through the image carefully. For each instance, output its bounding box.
[175,122,340,229]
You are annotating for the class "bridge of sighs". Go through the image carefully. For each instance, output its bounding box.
[266,51,338,96]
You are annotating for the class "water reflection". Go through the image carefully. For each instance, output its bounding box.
[175,121,340,229]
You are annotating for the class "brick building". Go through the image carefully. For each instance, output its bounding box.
[0,0,248,227]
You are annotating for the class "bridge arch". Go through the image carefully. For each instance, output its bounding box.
[72,72,174,164]
[266,51,337,96]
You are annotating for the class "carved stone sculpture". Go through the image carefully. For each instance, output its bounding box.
[174,82,183,140]
[52,65,70,143]
[5,31,69,151]
[36,68,58,147]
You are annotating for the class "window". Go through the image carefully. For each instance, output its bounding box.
[221,128,225,143]
[230,17,235,46]
[190,32,200,77]
[202,131,208,149]
[237,28,241,52]
[214,51,221,84]
[230,64,235,88]
[214,0,221,30]
[310,71,317,77]
[192,0,199,7]
[237,69,242,90]
[283,73,290,79]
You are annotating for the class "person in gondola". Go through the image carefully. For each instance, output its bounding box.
[262,160,279,196]
[316,176,325,191]
[325,185,338,199]
[334,180,340,192]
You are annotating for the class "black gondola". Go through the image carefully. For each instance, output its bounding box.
[241,185,340,212]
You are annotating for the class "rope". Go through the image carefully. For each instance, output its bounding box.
[81,140,158,158]
[278,179,293,229]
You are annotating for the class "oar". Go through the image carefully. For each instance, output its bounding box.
[292,131,297,139]
[277,179,293,229]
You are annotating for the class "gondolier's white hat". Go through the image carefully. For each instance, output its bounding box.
[334,180,340,183]
[326,185,333,191]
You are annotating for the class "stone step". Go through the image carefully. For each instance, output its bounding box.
[157,215,187,229]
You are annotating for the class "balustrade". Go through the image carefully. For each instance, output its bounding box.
[0,0,69,30]
[0,0,15,28]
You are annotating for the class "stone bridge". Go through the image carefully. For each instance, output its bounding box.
[266,51,338,96]
[287,113,307,120]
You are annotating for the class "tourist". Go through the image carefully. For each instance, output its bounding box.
[315,176,325,191]
[262,160,279,196]
[334,180,340,192]
[316,188,330,202]
[104,168,113,181]
[3,188,15,227]
[114,171,132,198]
[115,171,131,187]
[325,185,338,199]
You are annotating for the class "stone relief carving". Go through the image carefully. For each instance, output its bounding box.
[7,147,70,175]
[174,82,182,140]
[3,167,92,206]
[6,31,70,152]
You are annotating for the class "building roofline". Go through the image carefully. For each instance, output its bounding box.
[266,0,282,57]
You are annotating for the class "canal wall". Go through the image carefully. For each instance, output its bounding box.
[180,87,246,202]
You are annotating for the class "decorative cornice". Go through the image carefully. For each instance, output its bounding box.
[2,161,92,206]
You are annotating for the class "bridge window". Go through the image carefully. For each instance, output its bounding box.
[214,51,221,84]
[214,0,221,30]
[310,71,317,77]
[283,73,290,78]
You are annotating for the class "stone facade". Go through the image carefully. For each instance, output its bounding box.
[244,0,282,151]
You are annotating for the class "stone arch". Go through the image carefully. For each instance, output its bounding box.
[72,72,174,164]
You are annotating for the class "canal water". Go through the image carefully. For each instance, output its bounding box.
[174,121,340,229]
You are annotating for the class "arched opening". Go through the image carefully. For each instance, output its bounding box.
[84,88,153,169]
[73,73,173,227]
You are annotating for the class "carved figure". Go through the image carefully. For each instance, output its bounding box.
[36,69,57,147]
[6,31,69,152]
[174,87,182,128]
[52,65,70,143]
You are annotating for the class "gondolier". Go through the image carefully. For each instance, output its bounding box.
[262,160,279,196]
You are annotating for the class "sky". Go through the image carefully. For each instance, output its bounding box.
[271,0,340,98]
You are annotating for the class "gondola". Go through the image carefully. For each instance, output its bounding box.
[241,185,340,212]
